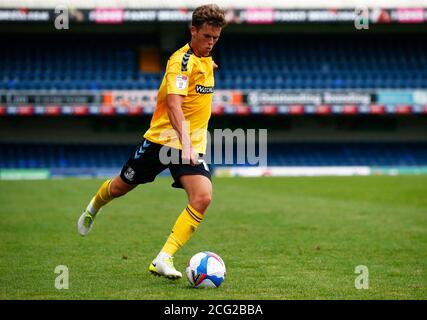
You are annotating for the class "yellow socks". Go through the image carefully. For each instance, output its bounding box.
[87,179,114,215]
[161,204,204,256]
[86,181,205,258]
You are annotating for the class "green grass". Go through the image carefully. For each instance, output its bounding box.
[0,176,426,300]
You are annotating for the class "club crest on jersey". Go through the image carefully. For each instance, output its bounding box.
[124,167,135,181]
[176,74,188,90]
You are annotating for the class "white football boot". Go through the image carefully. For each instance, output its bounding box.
[149,252,182,279]
[77,197,99,236]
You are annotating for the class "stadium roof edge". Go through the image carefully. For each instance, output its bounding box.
[1,0,427,9]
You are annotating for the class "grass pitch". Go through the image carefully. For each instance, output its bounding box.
[0,176,426,300]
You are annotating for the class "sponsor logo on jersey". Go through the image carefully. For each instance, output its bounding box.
[195,85,214,94]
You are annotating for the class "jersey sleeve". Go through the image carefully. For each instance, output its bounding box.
[166,53,194,96]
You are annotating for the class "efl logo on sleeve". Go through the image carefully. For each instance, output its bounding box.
[176,75,188,90]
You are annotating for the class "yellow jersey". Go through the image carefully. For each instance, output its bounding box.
[144,43,214,154]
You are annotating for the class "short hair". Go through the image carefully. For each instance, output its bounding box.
[192,4,226,30]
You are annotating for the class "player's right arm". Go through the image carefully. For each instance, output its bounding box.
[166,94,198,166]
[165,53,198,166]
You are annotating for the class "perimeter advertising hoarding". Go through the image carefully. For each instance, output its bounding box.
[1,90,427,115]
[0,8,425,24]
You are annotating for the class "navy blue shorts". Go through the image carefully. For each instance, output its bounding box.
[120,138,211,189]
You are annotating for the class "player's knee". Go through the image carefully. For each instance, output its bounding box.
[109,183,123,197]
[191,192,212,213]
[109,179,133,197]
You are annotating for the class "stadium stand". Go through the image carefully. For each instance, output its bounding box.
[1,35,426,91]
[215,35,427,90]
[1,2,426,178]
[1,142,427,169]
[0,42,162,90]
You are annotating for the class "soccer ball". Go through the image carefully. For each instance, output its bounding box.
[185,251,226,288]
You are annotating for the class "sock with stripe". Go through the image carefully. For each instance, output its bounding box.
[86,179,114,216]
[160,204,204,257]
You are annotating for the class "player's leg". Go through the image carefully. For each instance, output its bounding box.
[78,176,136,236]
[86,175,136,215]
[161,174,212,253]
[78,138,166,236]
[149,173,212,279]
